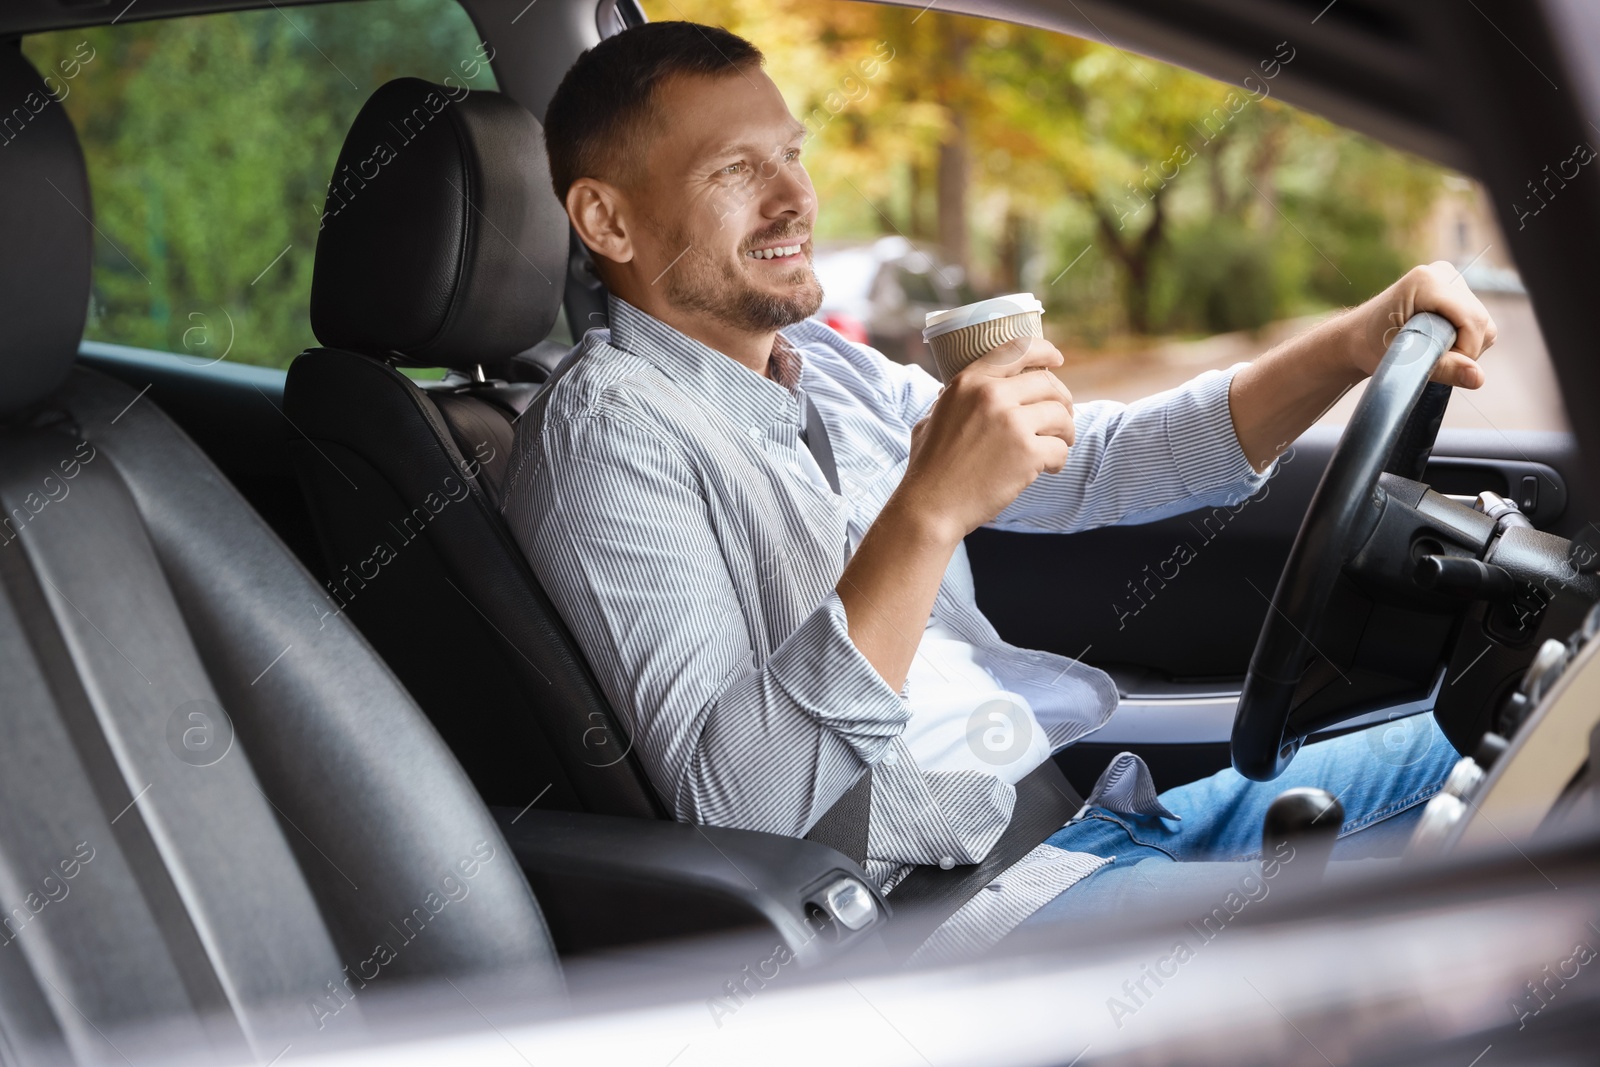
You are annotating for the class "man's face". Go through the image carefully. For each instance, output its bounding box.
[628,68,822,333]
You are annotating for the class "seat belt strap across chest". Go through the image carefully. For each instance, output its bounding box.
[800,393,841,495]
[794,387,1084,947]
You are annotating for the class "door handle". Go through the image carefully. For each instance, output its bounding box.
[1423,456,1566,526]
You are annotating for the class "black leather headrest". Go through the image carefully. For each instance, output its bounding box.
[310,78,567,370]
[0,45,93,415]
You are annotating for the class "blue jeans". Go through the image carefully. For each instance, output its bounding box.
[1010,710,1457,935]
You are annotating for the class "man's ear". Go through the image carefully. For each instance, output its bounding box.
[566,178,634,270]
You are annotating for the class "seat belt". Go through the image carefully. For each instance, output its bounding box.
[794,392,1085,949]
[804,766,872,860]
[806,757,1084,956]
[794,392,872,858]
[800,393,851,571]
[799,394,841,495]
[883,759,1082,957]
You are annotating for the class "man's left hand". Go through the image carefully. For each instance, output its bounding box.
[1347,261,1498,388]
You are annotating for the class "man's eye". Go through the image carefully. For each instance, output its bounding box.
[719,162,746,177]
[784,148,801,163]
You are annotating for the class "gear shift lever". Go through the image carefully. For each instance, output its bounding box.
[1262,787,1343,890]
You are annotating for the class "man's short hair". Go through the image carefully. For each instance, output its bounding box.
[544,21,765,203]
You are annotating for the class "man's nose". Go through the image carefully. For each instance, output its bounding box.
[760,160,814,219]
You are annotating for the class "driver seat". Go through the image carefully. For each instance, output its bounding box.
[284,78,663,818]
[0,47,560,1061]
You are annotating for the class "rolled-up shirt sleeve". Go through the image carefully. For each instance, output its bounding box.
[504,413,910,836]
[990,362,1274,533]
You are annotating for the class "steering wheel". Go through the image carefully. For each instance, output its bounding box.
[1232,312,1458,781]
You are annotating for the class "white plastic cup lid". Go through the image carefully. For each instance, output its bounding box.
[923,293,1044,341]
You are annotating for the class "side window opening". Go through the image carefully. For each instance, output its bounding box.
[23,0,497,371]
[647,0,1558,432]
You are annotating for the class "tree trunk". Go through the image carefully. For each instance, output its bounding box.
[1094,191,1167,335]
[937,110,968,270]
[1208,137,1232,216]
[1243,121,1286,224]
[909,159,929,239]
[935,23,970,271]
[997,207,1026,292]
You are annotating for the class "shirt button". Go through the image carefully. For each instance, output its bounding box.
[881,750,898,766]
[938,856,955,870]
[748,426,762,439]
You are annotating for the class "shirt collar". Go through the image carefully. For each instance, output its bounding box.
[605,294,805,434]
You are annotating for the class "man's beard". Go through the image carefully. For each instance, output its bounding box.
[655,221,823,332]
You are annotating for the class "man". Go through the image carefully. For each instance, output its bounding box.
[503,21,1496,962]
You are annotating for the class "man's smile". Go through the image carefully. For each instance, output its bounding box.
[744,240,809,262]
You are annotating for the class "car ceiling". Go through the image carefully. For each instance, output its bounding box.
[8,0,1600,501]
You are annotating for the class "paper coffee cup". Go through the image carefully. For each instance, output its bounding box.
[922,294,1045,382]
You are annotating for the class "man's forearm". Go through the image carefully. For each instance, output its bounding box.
[836,493,960,693]
[1227,308,1365,472]
[1228,264,1497,472]
[837,339,1072,692]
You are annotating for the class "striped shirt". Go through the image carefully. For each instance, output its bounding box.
[502,294,1272,961]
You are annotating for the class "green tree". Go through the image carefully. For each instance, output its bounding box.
[24,0,492,369]
[647,0,1448,342]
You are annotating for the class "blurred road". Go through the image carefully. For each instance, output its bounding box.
[1051,292,1568,434]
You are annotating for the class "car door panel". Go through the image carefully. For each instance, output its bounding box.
[968,426,1592,678]
[967,425,1593,787]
